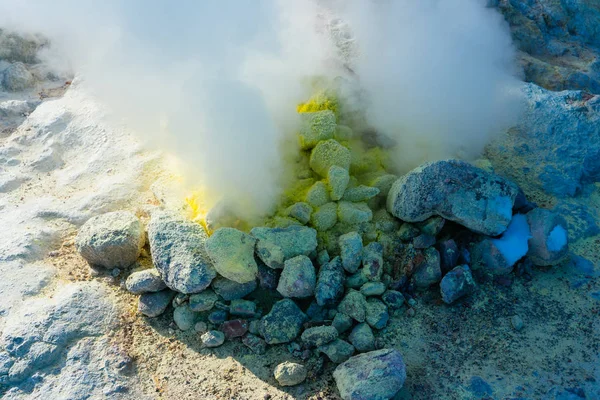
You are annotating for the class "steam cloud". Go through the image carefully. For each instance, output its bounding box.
[0,0,522,217]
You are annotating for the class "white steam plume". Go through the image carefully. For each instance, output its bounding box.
[0,0,522,217]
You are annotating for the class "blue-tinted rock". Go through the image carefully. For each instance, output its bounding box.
[417,216,445,236]
[412,248,442,289]
[251,226,318,269]
[301,325,338,348]
[315,256,345,306]
[381,290,405,310]
[387,160,519,236]
[125,268,166,294]
[413,234,436,249]
[338,290,367,322]
[328,165,350,201]
[526,208,569,266]
[229,299,257,318]
[207,310,228,324]
[242,333,267,354]
[348,323,375,352]
[360,281,386,297]
[317,249,330,265]
[212,277,257,301]
[138,290,175,317]
[333,349,407,400]
[440,265,476,304]
[397,223,420,241]
[201,330,225,348]
[259,299,307,344]
[257,262,279,291]
[277,255,316,298]
[365,299,389,330]
[173,304,197,331]
[332,312,354,334]
[287,202,313,224]
[362,242,384,281]
[338,202,373,225]
[311,202,338,231]
[439,239,459,273]
[318,339,355,363]
[345,271,368,289]
[469,376,493,397]
[188,289,218,312]
[339,232,363,273]
[342,185,380,202]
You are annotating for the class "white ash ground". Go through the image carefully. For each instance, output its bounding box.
[1,37,599,400]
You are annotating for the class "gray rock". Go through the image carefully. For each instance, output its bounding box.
[194,321,208,333]
[362,242,384,281]
[201,330,225,348]
[188,289,218,312]
[311,202,338,231]
[212,277,257,301]
[339,232,363,273]
[138,289,175,317]
[511,315,524,332]
[440,265,476,304]
[333,349,407,400]
[75,211,145,269]
[365,299,389,330]
[338,290,367,322]
[526,208,569,266]
[242,333,267,354]
[205,227,258,283]
[318,339,355,364]
[301,325,339,348]
[387,160,519,236]
[173,304,197,331]
[338,201,373,224]
[332,312,354,334]
[251,225,318,269]
[348,323,375,352]
[125,268,166,294]
[260,299,307,344]
[381,290,405,310]
[274,361,307,387]
[412,247,442,289]
[148,210,216,293]
[277,255,316,298]
[315,256,345,306]
[360,282,386,297]
[2,62,34,92]
[287,202,313,224]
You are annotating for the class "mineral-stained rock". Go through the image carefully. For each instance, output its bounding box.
[342,185,380,202]
[328,165,350,201]
[138,290,175,317]
[201,330,225,348]
[348,323,375,352]
[339,232,363,273]
[315,256,345,306]
[362,242,383,281]
[397,223,420,241]
[412,247,442,289]
[287,202,313,224]
[2,62,34,92]
[310,139,352,177]
[148,210,216,294]
[260,299,307,344]
[311,202,338,231]
[417,216,445,236]
[274,361,307,387]
[365,298,389,330]
[277,255,316,298]
[440,265,476,304]
[332,312,354,334]
[125,268,166,294]
[413,234,436,249]
[229,299,256,318]
[211,277,257,301]
[221,319,248,339]
[301,325,338,348]
[526,208,569,266]
[333,349,407,400]
[208,310,228,324]
[76,211,145,269]
[205,227,258,284]
[338,201,373,224]
[306,181,331,207]
[387,160,519,236]
[251,225,318,269]
[188,289,218,312]
[299,110,336,150]
[338,290,367,322]
[318,339,355,363]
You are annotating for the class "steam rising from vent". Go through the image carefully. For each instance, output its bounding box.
[0,0,523,217]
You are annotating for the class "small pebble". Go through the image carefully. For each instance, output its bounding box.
[407,298,417,307]
[511,315,524,331]
[194,322,208,333]
[406,308,415,318]
[274,361,307,386]
[201,330,225,347]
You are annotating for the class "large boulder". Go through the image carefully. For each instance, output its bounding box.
[251,225,317,269]
[75,211,145,269]
[333,349,407,400]
[387,160,519,236]
[205,227,257,284]
[147,210,216,294]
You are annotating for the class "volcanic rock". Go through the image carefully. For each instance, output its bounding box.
[257,262,280,290]
[365,298,389,330]
[318,339,355,363]
[439,239,459,273]
[360,281,386,297]
[315,256,345,306]
[274,361,307,387]
[348,323,375,352]
[299,110,336,150]
[342,185,380,202]
[242,333,267,354]
[526,208,569,266]
[339,232,363,273]
[362,242,383,281]
[277,255,316,298]
[251,225,318,269]
[333,349,407,400]
[309,139,351,176]
[148,210,216,293]
[306,181,330,207]
[301,325,338,347]
[328,165,350,201]
[138,290,175,317]
[221,319,248,339]
[212,277,257,301]
[338,201,373,224]
[188,289,218,312]
[76,211,145,269]
[338,290,367,322]
[440,265,477,304]
[205,227,258,284]
[260,299,307,344]
[229,299,256,318]
[311,202,338,231]
[381,290,405,310]
[173,304,197,331]
[387,160,519,236]
[287,202,313,224]
[412,247,442,289]
[332,313,353,334]
[2,62,34,92]
[201,330,225,348]
[125,268,166,294]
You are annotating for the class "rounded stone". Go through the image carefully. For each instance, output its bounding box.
[201,330,225,348]
[274,362,307,387]
[125,268,166,294]
[205,227,258,284]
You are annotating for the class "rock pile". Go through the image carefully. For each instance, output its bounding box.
[75,110,570,399]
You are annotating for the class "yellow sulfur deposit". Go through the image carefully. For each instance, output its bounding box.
[297,90,339,118]
[185,190,210,230]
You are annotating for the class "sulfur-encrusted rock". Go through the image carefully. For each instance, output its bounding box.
[440,265,477,304]
[387,160,519,236]
[205,227,258,284]
[125,268,166,294]
[318,339,355,363]
[277,255,316,298]
[301,325,339,347]
[274,361,307,387]
[211,277,257,301]
[299,110,336,150]
[315,256,345,306]
[362,242,384,281]
[412,247,442,289]
[365,298,389,330]
[342,185,380,202]
[311,202,338,231]
[76,211,145,269]
[348,323,375,352]
[148,210,216,294]
[310,139,352,177]
[338,202,373,224]
[328,165,350,201]
[251,225,318,269]
[333,349,407,400]
[526,208,569,266]
[306,181,331,207]
[339,232,363,273]
[260,299,307,344]
[138,290,175,317]
[338,290,367,322]
[188,289,218,312]
[287,202,313,224]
